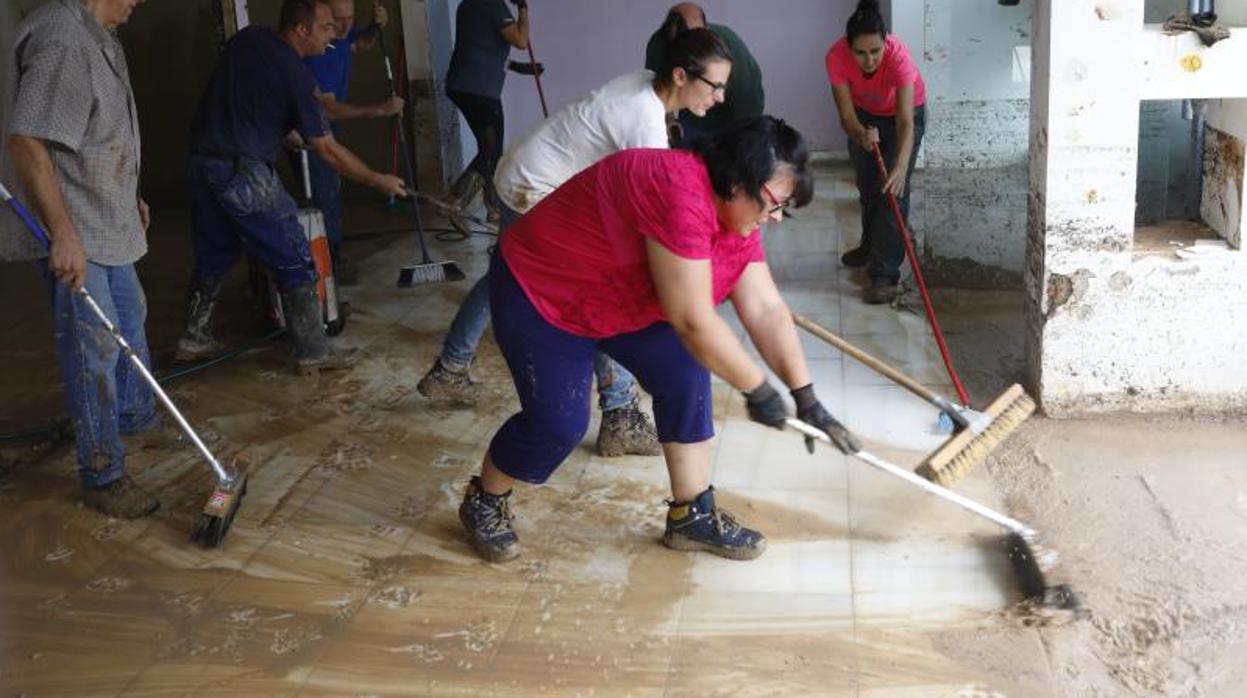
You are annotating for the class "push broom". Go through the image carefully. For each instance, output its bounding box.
[376,30,464,287]
[792,313,1034,488]
[787,418,1076,609]
[1,181,248,547]
[865,143,1034,486]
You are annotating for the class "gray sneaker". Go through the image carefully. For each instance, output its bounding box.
[417,359,481,407]
[595,402,662,457]
[82,475,160,520]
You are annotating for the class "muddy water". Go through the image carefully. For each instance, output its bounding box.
[8,186,1245,694]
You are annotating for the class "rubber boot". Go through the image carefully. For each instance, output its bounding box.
[175,276,225,362]
[282,283,359,376]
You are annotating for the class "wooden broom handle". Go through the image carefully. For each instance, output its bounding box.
[791,312,942,404]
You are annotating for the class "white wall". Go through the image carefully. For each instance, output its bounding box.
[444,0,861,166]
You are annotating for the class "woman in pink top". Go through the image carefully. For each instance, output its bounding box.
[455,117,861,564]
[825,0,926,304]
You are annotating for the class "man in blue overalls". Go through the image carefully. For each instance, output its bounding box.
[300,0,403,285]
[177,0,407,373]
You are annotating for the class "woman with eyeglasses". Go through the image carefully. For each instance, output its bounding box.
[455,116,861,565]
[418,28,733,459]
[826,0,927,304]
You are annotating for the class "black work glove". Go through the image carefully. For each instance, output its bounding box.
[743,380,788,429]
[507,60,545,76]
[791,384,861,454]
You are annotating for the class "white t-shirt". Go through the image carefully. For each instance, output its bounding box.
[494,69,669,213]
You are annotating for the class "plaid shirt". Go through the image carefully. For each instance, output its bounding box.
[1,0,144,265]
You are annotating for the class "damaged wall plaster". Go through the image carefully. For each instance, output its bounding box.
[905,0,1033,287]
[1028,0,1247,416]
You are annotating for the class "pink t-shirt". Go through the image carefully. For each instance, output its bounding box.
[825,34,926,117]
[501,149,766,339]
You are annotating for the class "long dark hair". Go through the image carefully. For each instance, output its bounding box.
[846,0,887,41]
[694,116,814,209]
[653,28,732,89]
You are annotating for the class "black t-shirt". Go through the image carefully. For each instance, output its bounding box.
[191,27,329,161]
[445,0,515,99]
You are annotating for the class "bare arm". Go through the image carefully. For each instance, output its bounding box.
[729,262,810,390]
[647,239,765,392]
[499,6,529,49]
[318,92,403,122]
[832,83,873,149]
[883,85,916,197]
[308,134,408,197]
[7,134,87,289]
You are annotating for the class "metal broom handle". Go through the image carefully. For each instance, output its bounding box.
[785,418,1034,537]
[0,181,232,485]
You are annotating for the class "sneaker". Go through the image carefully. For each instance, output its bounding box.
[82,475,160,520]
[417,359,481,407]
[595,402,662,457]
[662,486,766,561]
[840,246,870,268]
[458,476,521,563]
[863,279,899,305]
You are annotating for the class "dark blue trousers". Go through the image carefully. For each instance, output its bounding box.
[487,253,714,484]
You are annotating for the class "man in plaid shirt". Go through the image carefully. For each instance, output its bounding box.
[4,0,159,518]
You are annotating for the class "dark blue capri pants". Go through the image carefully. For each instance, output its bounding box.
[488,253,714,484]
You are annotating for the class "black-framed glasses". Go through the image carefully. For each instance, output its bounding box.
[692,73,727,95]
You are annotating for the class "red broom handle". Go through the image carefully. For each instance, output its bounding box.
[871,142,971,407]
[526,41,549,118]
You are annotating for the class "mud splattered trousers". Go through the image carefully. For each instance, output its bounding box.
[188,155,319,292]
[847,104,926,285]
[439,203,641,412]
[486,253,714,484]
[38,260,155,488]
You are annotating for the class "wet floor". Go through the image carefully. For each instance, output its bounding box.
[1,162,1056,696]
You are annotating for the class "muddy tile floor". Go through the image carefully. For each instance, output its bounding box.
[2,161,1245,696]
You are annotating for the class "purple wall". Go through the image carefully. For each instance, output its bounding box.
[492,0,863,153]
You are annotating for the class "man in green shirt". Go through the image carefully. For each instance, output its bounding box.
[644,3,764,146]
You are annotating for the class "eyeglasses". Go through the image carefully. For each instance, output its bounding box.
[761,183,790,214]
[691,73,727,95]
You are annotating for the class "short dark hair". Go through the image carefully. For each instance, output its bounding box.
[694,116,814,209]
[653,28,732,90]
[279,0,330,32]
[846,0,887,42]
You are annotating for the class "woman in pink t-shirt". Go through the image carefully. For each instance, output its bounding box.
[825,0,926,304]
[455,117,861,565]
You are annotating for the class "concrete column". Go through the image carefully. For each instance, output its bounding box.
[1027,0,1247,414]
[400,0,461,193]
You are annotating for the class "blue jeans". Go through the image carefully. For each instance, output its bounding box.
[189,155,318,291]
[487,252,712,484]
[39,260,155,488]
[440,204,639,411]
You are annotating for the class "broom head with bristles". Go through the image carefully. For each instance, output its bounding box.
[916,384,1035,487]
[190,454,251,548]
[397,260,465,287]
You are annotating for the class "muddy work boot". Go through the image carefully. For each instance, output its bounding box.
[459,476,521,563]
[663,486,767,561]
[283,283,360,376]
[840,246,869,268]
[595,401,662,457]
[417,359,481,407]
[82,474,160,520]
[174,276,225,362]
[863,278,899,305]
